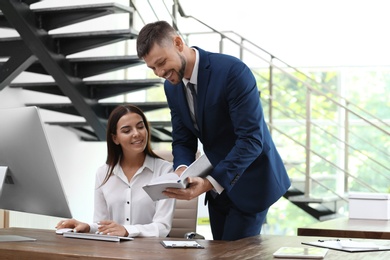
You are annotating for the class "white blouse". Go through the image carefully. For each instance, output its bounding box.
[90,154,176,237]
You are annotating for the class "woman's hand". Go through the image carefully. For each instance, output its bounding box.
[97,220,129,237]
[55,219,90,233]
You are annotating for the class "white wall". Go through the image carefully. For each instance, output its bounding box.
[0,0,129,227]
[0,87,106,229]
[179,0,390,67]
[0,0,168,230]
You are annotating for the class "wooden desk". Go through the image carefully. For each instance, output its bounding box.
[298,217,390,239]
[1,227,390,259]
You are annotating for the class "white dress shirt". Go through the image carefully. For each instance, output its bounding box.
[90,155,176,237]
[183,49,199,128]
[181,48,224,194]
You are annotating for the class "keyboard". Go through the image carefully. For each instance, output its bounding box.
[63,231,133,242]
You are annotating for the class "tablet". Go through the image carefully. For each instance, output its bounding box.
[273,247,328,259]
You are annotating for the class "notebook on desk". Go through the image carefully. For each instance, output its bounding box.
[63,232,133,242]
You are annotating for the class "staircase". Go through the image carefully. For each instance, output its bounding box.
[1,0,389,222]
[0,0,171,142]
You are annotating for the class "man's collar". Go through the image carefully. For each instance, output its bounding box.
[183,48,199,86]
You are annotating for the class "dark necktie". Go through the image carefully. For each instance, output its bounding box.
[187,82,198,123]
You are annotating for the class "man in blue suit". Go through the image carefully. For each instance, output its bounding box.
[137,21,290,241]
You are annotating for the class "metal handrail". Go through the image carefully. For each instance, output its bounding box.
[225,30,390,130]
[132,0,389,199]
[184,34,389,193]
[256,71,390,173]
[270,124,380,193]
[176,20,389,136]
[264,96,390,182]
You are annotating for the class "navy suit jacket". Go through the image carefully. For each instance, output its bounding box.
[164,47,291,214]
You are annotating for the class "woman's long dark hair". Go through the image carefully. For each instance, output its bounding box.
[101,105,161,186]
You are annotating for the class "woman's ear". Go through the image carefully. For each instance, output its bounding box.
[112,134,119,145]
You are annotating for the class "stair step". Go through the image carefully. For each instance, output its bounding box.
[290,175,337,183]
[283,187,304,197]
[46,120,172,142]
[0,36,26,56]
[0,0,41,28]
[0,16,10,31]
[291,200,337,220]
[317,213,344,222]
[0,29,138,56]
[46,121,98,141]
[1,55,143,78]
[0,2,133,30]
[25,0,42,5]
[26,102,169,118]
[288,194,344,203]
[51,29,138,55]
[47,120,171,128]
[149,121,172,142]
[284,186,348,220]
[283,160,304,170]
[10,78,163,99]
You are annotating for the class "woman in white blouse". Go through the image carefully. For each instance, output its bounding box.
[56,105,175,237]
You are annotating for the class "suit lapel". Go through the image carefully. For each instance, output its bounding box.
[194,47,211,135]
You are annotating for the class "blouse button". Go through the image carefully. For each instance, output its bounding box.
[126,218,129,221]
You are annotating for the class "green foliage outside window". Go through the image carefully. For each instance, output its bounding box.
[145,66,389,235]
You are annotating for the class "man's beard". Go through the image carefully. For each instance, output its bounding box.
[177,52,186,81]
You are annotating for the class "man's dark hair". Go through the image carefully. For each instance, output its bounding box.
[136,20,177,58]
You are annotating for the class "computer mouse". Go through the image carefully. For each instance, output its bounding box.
[56,228,74,234]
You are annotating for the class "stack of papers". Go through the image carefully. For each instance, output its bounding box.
[302,239,390,252]
[338,240,380,249]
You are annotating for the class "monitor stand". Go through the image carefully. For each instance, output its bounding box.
[0,235,36,242]
[0,166,35,242]
[0,166,7,197]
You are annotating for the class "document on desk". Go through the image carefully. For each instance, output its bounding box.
[143,154,213,201]
[161,240,204,249]
[302,239,390,252]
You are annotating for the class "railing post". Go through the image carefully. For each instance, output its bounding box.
[128,0,134,29]
[239,37,244,60]
[219,35,224,53]
[172,0,178,30]
[336,70,347,195]
[305,88,312,197]
[344,101,350,193]
[268,56,274,135]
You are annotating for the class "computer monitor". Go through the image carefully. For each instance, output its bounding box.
[0,106,72,220]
